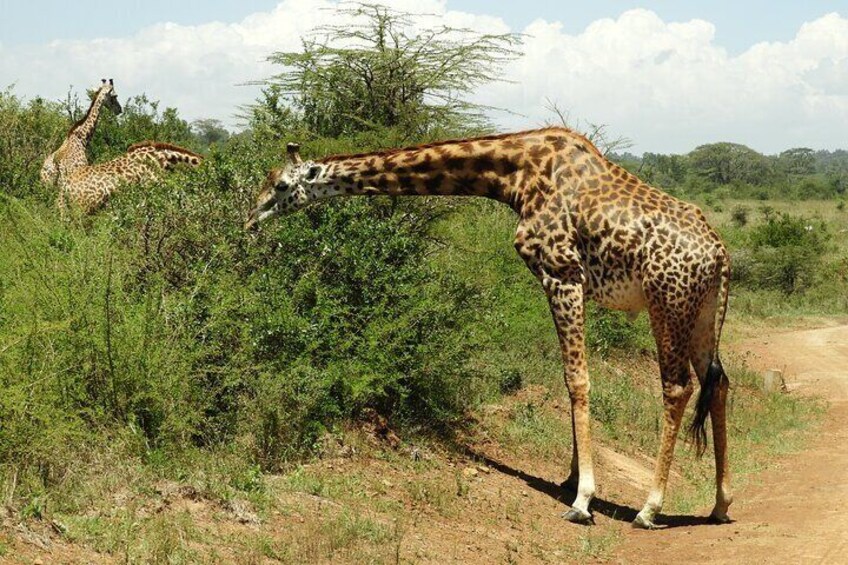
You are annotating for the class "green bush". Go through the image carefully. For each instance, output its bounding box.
[0,126,494,489]
[730,205,749,227]
[733,213,831,294]
[585,304,653,358]
[0,88,66,200]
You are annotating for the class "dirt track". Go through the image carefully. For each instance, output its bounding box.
[615,324,848,564]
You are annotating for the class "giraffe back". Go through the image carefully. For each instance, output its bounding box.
[61,141,203,214]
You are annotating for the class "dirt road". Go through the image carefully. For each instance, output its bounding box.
[616,324,848,564]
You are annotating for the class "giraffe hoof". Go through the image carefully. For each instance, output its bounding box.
[707,512,731,525]
[631,513,657,530]
[561,507,594,525]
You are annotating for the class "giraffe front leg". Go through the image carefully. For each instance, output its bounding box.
[561,410,580,491]
[545,275,595,525]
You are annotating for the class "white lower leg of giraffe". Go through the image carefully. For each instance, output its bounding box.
[566,461,595,523]
[562,411,579,490]
[562,385,595,524]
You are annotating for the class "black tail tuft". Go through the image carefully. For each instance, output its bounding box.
[689,356,726,457]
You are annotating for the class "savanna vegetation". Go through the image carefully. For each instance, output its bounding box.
[0,3,843,562]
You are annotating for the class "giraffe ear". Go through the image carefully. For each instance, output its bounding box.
[286,143,303,165]
[101,79,107,84]
[109,79,114,85]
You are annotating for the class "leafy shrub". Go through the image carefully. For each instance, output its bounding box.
[585,304,653,357]
[734,213,831,294]
[1,126,494,485]
[730,205,749,227]
[0,88,66,200]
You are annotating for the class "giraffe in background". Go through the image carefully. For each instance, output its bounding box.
[40,79,122,186]
[246,128,733,530]
[59,141,202,215]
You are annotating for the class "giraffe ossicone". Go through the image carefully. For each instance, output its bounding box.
[247,127,733,530]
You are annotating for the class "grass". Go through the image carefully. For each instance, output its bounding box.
[572,525,624,561]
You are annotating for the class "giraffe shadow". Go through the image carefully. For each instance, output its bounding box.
[465,448,714,529]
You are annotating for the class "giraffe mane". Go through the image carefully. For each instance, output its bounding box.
[317,126,605,163]
[127,141,203,159]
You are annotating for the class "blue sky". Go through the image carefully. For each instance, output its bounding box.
[1,1,846,153]
[2,0,840,53]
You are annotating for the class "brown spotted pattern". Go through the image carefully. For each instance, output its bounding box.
[41,79,122,188]
[60,141,203,214]
[247,127,733,529]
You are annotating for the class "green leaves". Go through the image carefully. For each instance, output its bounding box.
[734,213,832,295]
[256,2,521,140]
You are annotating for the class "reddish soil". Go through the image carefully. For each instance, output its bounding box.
[614,324,848,564]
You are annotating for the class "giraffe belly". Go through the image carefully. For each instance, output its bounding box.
[585,274,647,315]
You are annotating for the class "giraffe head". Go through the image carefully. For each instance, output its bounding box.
[245,143,325,230]
[98,78,123,116]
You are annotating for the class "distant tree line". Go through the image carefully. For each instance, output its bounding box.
[613,143,848,200]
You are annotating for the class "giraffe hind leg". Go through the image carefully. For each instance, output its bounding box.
[689,295,733,523]
[633,303,695,529]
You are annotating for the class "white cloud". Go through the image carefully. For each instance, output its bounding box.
[481,9,848,153]
[1,3,846,153]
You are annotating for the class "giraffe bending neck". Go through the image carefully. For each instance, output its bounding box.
[309,138,525,208]
[246,128,608,227]
[247,127,735,530]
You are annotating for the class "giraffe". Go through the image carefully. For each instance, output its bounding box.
[245,127,733,530]
[40,79,123,186]
[59,141,203,214]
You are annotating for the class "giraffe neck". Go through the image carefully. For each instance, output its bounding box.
[71,89,109,143]
[313,139,524,208]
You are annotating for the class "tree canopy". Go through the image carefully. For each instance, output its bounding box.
[258,2,521,140]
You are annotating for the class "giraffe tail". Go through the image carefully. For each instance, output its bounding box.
[689,247,731,457]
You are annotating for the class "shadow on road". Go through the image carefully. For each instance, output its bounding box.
[465,448,716,529]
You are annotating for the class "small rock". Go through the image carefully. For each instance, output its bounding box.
[477,465,491,474]
[462,467,479,478]
[521,490,528,497]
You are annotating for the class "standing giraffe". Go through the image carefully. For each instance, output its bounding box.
[59,141,203,214]
[245,128,732,529]
[40,79,123,186]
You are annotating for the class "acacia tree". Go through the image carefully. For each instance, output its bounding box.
[259,2,521,140]
[686,142,776,186]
